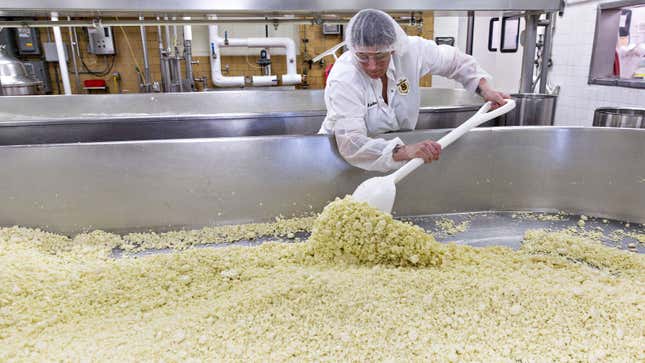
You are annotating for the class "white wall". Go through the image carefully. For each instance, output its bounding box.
[551,1,645,126]
[432,16,466,89]
[471,15,525,93]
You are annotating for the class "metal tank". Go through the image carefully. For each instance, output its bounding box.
[0,46,42,96]
[593,107,645,128]
[0,88,488,145]
[500,93,557,126]
[0,127,644,235]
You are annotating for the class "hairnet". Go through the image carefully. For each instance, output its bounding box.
[345,9,408,54]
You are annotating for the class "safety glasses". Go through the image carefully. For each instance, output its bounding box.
[353,51,392,64]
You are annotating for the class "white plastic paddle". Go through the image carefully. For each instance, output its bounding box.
[352,99,516,213]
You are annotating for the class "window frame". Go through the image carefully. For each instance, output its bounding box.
[588,0,645,89]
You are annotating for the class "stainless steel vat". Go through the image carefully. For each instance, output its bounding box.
[1,127,644,234]
[500,93,557,126]
[0,88,491,145]
[593,108,645,128]
[0,47,42,96]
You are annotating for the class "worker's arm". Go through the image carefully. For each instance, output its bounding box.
[325,78,441,171]
[415,37,509,108]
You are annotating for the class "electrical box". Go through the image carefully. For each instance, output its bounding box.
[87,26,116,55]
[322,24,342,35]
[16,27,40,55]
[23,60,51,93]
[43,42,69,62]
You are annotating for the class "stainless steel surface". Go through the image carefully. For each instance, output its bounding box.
[1,127,644,235]
[183,39,194,91]
[404,212,644,252]
[593,108,645,128]
[519,13,539,93]
[588,7,621,85]
[465,11,474,55]
[0,113,326,145]
[0,88,483,121]
[0,0,565,15]
[500,93,556,126]
[538,12,554,94]
[0,46,42,95]
[157,24,172,92]
[0,89,488,144]
[117,212,644,256]
[599,0,645,10]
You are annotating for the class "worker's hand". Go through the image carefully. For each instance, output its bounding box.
[478,79,510,110]
[393,140,441,163]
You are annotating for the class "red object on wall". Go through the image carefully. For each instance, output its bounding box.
[83,79,107,88]
[324,63,334,87]
[613,50,620,77]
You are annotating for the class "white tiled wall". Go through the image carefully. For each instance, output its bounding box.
[551,1,645,126]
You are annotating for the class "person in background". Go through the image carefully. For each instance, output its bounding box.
[320,9,509,172]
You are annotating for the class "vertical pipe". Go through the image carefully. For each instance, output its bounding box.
[466,11,475,55]
[172,17,183,92]
[539,12,555,94]
[139,16,151,92]
[157,21,170,92]
[51,12,71,95]
[164,17,171,51]
[183,17,194,91]
[67,17,81,93]
[520,13,539,93]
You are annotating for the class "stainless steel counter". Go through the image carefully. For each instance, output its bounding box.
[0,88,488,145]
[1,127,643,234]
[0,88,483,122]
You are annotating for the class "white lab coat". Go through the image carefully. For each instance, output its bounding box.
[320,36,491,172]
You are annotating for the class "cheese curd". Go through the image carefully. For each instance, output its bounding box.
[1,197,643,361]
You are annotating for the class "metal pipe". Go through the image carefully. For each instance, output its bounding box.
[171,18,183,92]
[0,16,406,28]
[183,17,194,91]
[51,12,71,95]
[139,16,151,92]
[539,12,555,94]
[71,26,83,93]
[67,17,81,93]
[519,13,539,93]
[157,21,171,92]
[465,11,474,55]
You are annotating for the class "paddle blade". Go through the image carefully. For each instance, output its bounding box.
[351,176,396,214]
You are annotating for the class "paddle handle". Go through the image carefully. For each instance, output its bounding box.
[391,99,516,184]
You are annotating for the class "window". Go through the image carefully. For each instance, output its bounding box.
[589,1,645,88]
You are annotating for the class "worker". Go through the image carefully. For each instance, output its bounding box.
[320,9,509,172]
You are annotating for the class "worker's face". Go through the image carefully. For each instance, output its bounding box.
[354,48,392,79]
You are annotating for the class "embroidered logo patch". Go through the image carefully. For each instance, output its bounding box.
[397,78,409,95]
